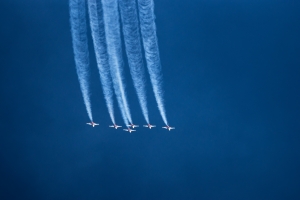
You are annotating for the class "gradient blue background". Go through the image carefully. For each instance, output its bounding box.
[1,0,300,199]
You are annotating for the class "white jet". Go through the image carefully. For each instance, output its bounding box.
[123,127,136,133]
[143,124,156,129]
[127,123,139,128]
[109,124,122,129]
[162,125,175,131]
[86,122,99,127]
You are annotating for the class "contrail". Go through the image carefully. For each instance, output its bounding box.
[101,0,132,125]
[69,0,93,121]
[119,0,149,124]
[87,0,115,124]
[137,0,168,125]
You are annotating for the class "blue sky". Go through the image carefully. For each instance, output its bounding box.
[1,0,300,199]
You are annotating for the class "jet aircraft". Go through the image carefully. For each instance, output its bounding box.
[127,123,139,128]
[162,125,175,131]
[86,122,99,127]
[109,124,122,129]
[123,127,136,133]
[143,124,156,129]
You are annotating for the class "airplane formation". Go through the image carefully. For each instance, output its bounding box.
[70,0,174,130]
[87,122,175,132]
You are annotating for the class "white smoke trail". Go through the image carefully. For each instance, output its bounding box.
[69,0,93,121]
[87,0,115,124]
[119,0,149,124]
[137,0,168,125]
[101,0,132,125]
